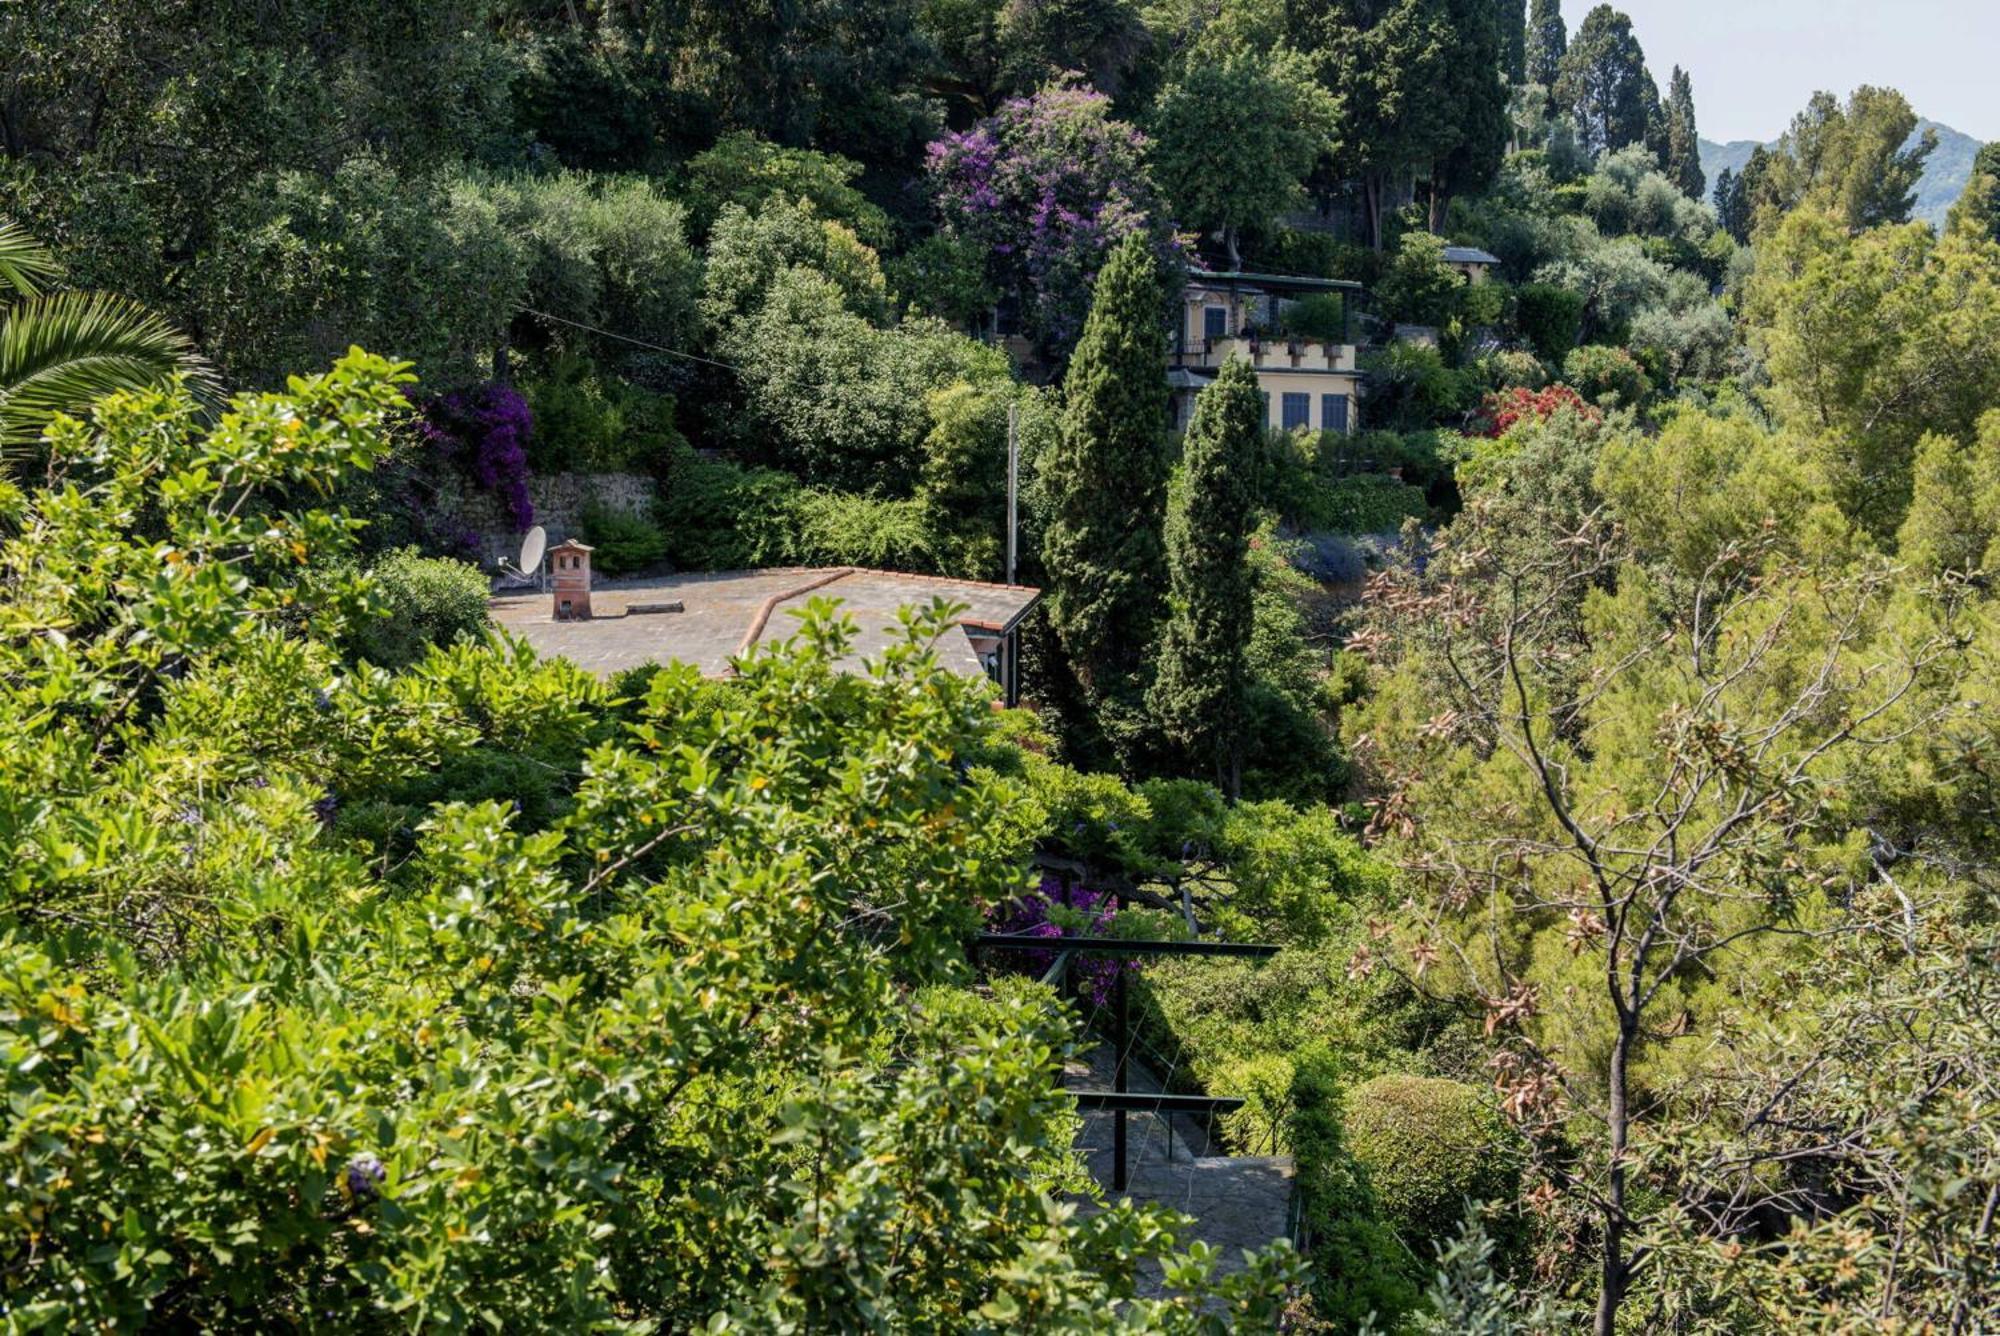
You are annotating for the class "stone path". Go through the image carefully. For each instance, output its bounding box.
[1065,1044,1296,1292]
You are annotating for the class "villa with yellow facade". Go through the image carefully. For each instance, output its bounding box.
[1168,271,1365,435]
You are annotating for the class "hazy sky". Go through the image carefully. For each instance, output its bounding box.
[1563,0,1998,144]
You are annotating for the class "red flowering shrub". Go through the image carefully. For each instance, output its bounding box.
[1471,383,1601,438]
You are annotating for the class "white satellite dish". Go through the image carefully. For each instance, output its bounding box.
[498,525,547,590]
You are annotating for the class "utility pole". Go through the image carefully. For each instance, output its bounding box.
[1005,399,1019,586]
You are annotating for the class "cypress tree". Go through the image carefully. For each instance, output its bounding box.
[1042,232,1171,751]
[1148,357,1261,799]
[1504,0,1527,85]
[1666,65,1705,199]
[1713,167,1748,242]
[1524,0,1565,87]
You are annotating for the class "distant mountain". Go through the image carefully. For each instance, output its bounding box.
[1697,120,1985,229]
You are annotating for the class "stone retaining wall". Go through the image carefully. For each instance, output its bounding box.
[452,471,656,565]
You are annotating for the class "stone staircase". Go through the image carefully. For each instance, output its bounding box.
[1065,1044,1296,1291]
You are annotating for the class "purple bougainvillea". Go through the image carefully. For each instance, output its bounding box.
[926,79,1186,362]
[411,383,535,531]
[987,873,1135,1006]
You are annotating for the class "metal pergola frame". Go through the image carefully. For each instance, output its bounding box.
[971,929,1280,1191]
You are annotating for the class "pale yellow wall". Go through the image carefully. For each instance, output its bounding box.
[1254,370,1359,432]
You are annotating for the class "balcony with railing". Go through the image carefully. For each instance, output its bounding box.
[1169,333,1358,374]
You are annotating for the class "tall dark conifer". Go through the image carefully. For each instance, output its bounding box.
[1042,233,1171,757]
[1524,0,1566,86]
[1504,0,1528,84]
[1554,5,1653,157]
[1148,357,1261,799]
[1666,65,1705,198]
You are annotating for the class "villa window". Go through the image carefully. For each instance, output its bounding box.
[1281,393,1310,430]
[1321,394,1350,434]
[1203,305,1227,340]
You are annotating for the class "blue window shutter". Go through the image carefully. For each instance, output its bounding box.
[1281,393,1310,430]
[1321,393,1350,434]
[1203,305,1227,339]
[1262,392,1271,426]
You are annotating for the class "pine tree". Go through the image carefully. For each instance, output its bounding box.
[1524,0,1565,87]
[1947,142,2000,244]
[1665,65,1705,199]
[1147,357,1261,798]
[1553,5,1652,157]
[1042,233,1172,753]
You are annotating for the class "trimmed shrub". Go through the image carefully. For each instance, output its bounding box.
[1513,283,1585,364]
[1290,1056,1425,1329]
[1344,1074,1520,1254]
[1302,475,1429,535]
[350,548,490,669]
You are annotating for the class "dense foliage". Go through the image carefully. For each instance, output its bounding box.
[0,357,1302,1328]
[8,1,2000,1330]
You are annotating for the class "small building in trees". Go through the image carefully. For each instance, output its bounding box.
[1167,272,1364,435]
[1442,245,1501,284]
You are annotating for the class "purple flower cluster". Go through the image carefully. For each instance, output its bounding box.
[344,1154,386,1204]
[411,383,535,530]
[926,79,1184,358]
[988,874,1134,1006]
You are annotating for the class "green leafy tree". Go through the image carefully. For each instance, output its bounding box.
[1377,230,1468,328]
[0,219,211,453]
[1524,0,1566,88]
[681,131,892,245]
[996,0,1153,99]
[485,170,703,380]
[1042,234,1171,760]
[1664,65,1703,199]
[1895,414,2000,575]
[1290,0,1466,249]
[1744,208,2000,540]
[1553,5,1654,158]
[1428,0,1514,227]
[1148,357,1261,797]
[195,162,526,389]
[1148,47,1340,269]
[1349,405,1991,1335]
[0,349,1306,1328]
[1755,86,1938,232]
[1947,140,2000,244]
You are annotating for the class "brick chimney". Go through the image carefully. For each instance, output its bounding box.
[550,539,594,621]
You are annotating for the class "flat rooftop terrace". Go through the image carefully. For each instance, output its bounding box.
[489,566,1040,680]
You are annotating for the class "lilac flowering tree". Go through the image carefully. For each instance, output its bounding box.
[411,382,535,531]
[926,79,1183,362]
